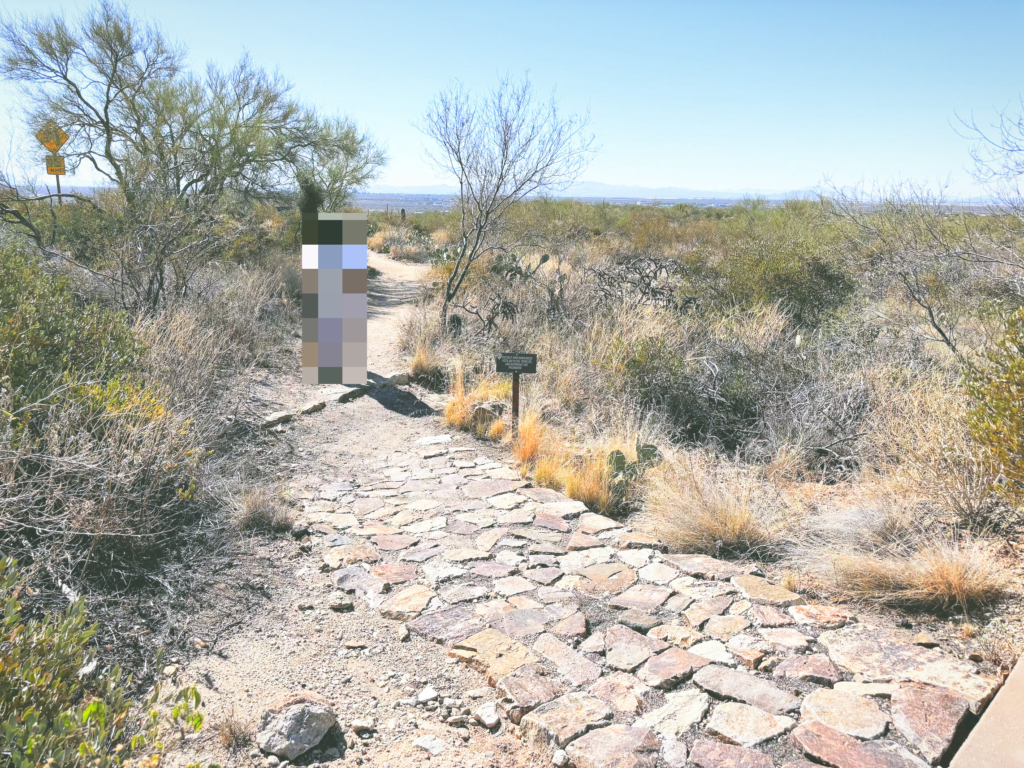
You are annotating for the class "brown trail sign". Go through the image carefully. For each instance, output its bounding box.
[496,354,537,435]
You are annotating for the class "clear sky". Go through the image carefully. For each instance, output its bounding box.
[0,0,1021,197]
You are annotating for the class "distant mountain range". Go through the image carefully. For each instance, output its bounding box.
[363,180,819,201]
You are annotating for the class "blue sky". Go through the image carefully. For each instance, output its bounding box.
[0,0,1021,197]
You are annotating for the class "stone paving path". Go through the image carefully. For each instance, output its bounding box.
[289,417,1003,768]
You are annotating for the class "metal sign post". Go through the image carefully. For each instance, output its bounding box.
[495,353,537,436]
[36,120,69,200]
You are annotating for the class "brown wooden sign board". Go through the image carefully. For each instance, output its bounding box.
[496,353,536,374]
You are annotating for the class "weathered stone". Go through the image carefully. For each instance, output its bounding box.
[774,653,839,685]
[369,563,417,585]
[400,543,445,563]
[693,664,801,715]
[661,554,756,580]
[490,608,549,638]
[534,512,571,531]
[759,627,812,652]
[578,512,622,534]
[637,562,679,584]
[606,624,669,672]
[689,740,774,768]
[635,689,710,739]
[421,562,468,585]
[256,696,336,760]
[750,604,794,626]
[559,547,617,573]
[567,531,606,550]
[402,515,446,532]
[576,563,638,596]
[411,734,446,755]
[451,629,539,685]
[730,600,753,615]
[732,574,805,607]
[565,724,661,768]
[524,567,564,585]
[494,575,536,596]
[350,522,402,537]
[707,701,796,747]
[638,646,713,688]
[320,512,359,530]
[551,611,587,639]
[618,610,662,633]
[617,549,653,568]
[727,634,770,669]
[471,562,518,578]
[609,584,673,611]
[262,411,293,428]
[496,663,570,724]
[351,497,385,515]
[834,681,901,697]
[661,738,688,768]
[818,625,1000,712]
[891,685,970,765]
[519,487,569,504]
[705,615,751,640]
[476,527,509,552]
[789,603,854,629]
[533,633,603,686]
[463,478,527,498]
[444,547,493,562]
[614,531,665,550]
[520,693,613,749]
[322,542,379,570]
[649,624,703,648]
[379,584,435,620]
[539,500,589,518]
[298,399,326,415]
[371,533,419,551]
[580,631,605,653]
[791,720,929,768]
[664,594,695,612]
[587,672,651,714]
[802,688,890,740]
[488,492,528,509]
[685,596,734,628]
[440,584,489,604]
[509,527,564,544]
[406,604,487,646]
[689,640,737,665]
[496,507,535,525]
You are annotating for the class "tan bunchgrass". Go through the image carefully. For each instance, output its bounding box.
[826,539,1011,610]
[366,231,386,252]
[233,486,291,532]
[639,450,792,558]
[443,360,474,431]
[513,411,545,464]
[562,453,614,512]
[410,343,444,386]
[217,709,252,752]
[487,419,506,441]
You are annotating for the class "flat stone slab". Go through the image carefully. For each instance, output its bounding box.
[774,654,839,685]
[350,522,402,536]
[707,701,796,747]
[576,563,638,596]
[490,608,550,638]
[727,634,769,669]
[440,584,489,604]
[685,596,734,628]
[534,512,571,531]
[892,685,970,765]
[444,548,493,562]
[524,567,564,585]
[635,688,710,739]
[551,611,587,639]
[534,632,603,686]
[704,615,751,640]
[520,692,613,750]
[400,543,445,563]
[689,640,737,666]
[406,604,487,645]
[488,492,529,509]
[497,508,535,525]
[476,527,509,552]
[566,724,661,768]
[750,604,794,626]
[351,498,385,515]
[613,531,665,550]
[519,487,570,504]
[649,624,703,649]
[731,574,804,607]
[689,740,774,768]
[802,688,890,740]
[637,562,678,584]
[609,584,673,611]
[538,500,589,518]
[471,562,518,578]
[494,575,536,596]
[322,542,379,569]
[638,646,713,689]
[791,720,929,768]
[370,563,418,585]
[379,584,435,620]
[661,554,755,580]
[371,533,419,551]
[693,664,801,715]
[789,603,853,628]
[819,625,1000,711]
[496,663,570,724]
[587,672,651,714]
[606,624,669,672]
[451,629,539,686]
[578,512,622,534]
[618,609,661,633]
[560,547,616,573]
[463,479,527,499]
[759,627,812,651]
[567,531,605,550]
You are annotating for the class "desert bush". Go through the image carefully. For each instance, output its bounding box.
[0,557,208,768]
[640,451,793,559]
[967,307,1024,505]
[231,487,291,532]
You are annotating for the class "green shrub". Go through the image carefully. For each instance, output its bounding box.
[0,245,140,413]
[967,307,1024,505]
[0,557,208,768]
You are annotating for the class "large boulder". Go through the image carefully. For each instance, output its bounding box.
[256,693,337,760]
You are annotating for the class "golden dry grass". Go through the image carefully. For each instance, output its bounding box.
[827,539,1012,610]
[366,231,386,252]
[513,411,545,464]
[640,451,792,558]
[234,487,291,532]
[443,361,474,431]
[410,343,443,385]
[487,419,506,441]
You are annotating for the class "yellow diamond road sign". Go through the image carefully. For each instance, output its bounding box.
[36,120,69,153]
[46,154,65,176]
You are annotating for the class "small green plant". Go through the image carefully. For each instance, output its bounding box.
[607,438,663,505]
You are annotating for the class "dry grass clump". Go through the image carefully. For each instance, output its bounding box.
[640,451,792,558]
[232,487,292,532]
[825,540,1011,610]
[513,411,545,464]
[366,230,387,252]
[410,343,445,388]
[443,364,510,439]
[217,709,253,752]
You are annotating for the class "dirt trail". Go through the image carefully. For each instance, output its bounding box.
[167,253,1001,768]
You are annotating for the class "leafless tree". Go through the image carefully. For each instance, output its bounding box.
[420,74,596,331]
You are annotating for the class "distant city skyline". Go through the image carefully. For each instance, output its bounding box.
[0,0,1020,198]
